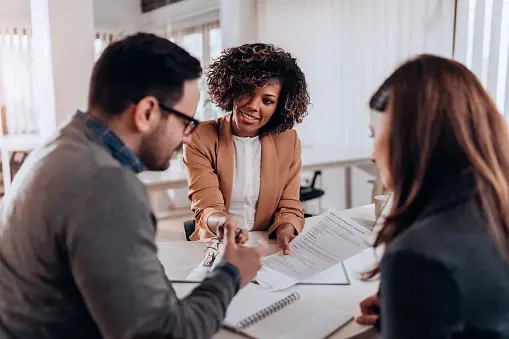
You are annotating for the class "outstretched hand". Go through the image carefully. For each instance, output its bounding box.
[221,222,268,287]
[276,223,296,255]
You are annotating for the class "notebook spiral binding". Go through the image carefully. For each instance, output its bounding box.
[237,292,301,330]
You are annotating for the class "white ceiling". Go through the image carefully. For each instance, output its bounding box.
[0,0,141,29]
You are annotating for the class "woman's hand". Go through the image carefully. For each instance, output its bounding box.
[216,216,248,244]
[356,294,380,326]
[235,229,249,244]
[276,223,296,255]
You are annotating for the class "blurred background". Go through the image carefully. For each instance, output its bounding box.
[0,0,508,237]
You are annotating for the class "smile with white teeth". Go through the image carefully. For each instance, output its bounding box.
[241,112,259,121]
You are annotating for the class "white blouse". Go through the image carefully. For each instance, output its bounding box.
[228,135,262,231]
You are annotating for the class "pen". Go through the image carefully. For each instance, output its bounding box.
[218,228,242,243]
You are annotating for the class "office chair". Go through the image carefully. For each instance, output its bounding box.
[183,219,196,241]
[300,170,325,217]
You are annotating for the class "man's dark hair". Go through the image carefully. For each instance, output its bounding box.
[88,32,202,115]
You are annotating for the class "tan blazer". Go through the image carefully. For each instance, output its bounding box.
[183,115,305,240]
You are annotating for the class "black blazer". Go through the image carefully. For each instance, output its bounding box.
[378,175,509,338]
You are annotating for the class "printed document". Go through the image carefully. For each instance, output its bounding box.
[256,209,374,290]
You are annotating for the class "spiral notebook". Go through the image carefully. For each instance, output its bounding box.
[224,283,353,339]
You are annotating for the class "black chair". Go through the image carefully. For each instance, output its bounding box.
[184,219,196,241]
[300,170,325,217]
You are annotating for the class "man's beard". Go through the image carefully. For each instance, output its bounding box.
[139,130,172,171]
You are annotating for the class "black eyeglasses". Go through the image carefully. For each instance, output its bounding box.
[159,102,200,136]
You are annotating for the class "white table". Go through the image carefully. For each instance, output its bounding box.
[0,136,373,211]
[159,205,380,339]
[140,145,372,209]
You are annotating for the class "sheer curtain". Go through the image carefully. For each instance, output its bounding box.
[168,21,223,121]
[454,0,509,117]
[94,31,124,61]
[0,26,38,135]
[0,27,123,137]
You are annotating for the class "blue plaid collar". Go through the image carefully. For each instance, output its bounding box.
[76,111,144,173]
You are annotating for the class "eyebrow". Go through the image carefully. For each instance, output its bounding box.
[264,94,277,98]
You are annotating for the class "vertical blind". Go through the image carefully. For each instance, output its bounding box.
[257,0,454,151]
[454,0,509,117]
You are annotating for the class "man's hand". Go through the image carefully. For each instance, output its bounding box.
[276,223,296,255]
[217,216,248,244]
[221,223,268,287]
[356,294,380,326]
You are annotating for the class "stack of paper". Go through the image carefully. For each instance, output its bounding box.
[256,208,374,290]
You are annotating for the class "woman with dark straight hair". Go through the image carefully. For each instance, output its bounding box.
[357,54,509,338]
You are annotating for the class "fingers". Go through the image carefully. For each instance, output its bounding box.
[360,295,380,314]
[253,239,269,257]
[237,230,248,244]
[355,314,378,326]
[360,294,379,307]
[277,236,291,255]
[217,225,225,240]
[223,222,238,247]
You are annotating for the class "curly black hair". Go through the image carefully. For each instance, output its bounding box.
[206,43,310,135]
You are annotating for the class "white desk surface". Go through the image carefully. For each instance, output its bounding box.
[0,134,45,151]
[137,164,188,190]
[0,136,371,192]
[159,204,380,339]
[139,145,372,190]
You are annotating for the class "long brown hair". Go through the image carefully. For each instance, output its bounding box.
[366,54,509,278]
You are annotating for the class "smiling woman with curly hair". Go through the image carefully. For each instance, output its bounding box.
[183,43,310,253]
[207,43,310,135]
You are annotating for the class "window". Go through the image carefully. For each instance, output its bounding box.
[94,31,122,61]
[0,27,38,135]
[0,28,120,137]
[209,28,222,60]
[181,32,204,63]
[455,0,509,117]
[169,21,224,121]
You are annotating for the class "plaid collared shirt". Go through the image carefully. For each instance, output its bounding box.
[76,111,144,173]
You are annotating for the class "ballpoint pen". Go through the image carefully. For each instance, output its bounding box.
[217,227,242,243]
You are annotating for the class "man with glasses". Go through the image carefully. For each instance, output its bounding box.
[0,33,266,339]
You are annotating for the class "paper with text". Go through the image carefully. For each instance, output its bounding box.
[256,210,373,290]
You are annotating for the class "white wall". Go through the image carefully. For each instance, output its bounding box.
[257,0,455,210]
[220,0,257,48]
[257,0,454,150]
[0,0,31,26]
[94,0,140,32]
